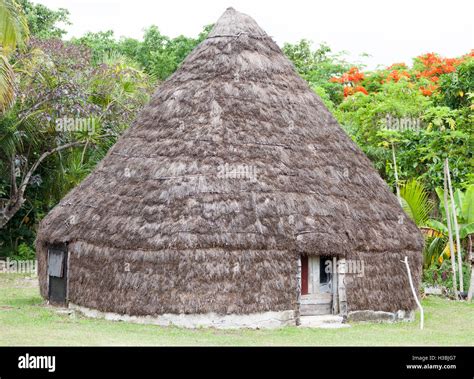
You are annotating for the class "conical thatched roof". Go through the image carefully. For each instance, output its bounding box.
[37,8,423,317]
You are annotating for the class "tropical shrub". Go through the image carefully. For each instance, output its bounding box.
[0,36,153,256]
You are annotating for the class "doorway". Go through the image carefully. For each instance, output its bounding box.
[47,245,68,306]
[300,255,332,315]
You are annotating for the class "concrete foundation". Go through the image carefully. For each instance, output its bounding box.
[347,309,415,323]
[69,303,415,329]
[69,303,296,329]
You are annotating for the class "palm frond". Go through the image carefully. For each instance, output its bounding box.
[0,52,14,112]
[400,179,434,227]
[0,0,29,52]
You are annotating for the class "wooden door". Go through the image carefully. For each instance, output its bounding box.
[48,246,68,306]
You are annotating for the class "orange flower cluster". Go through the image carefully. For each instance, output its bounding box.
[344,86,368,97]
[419,84,438,96]
[330,67,365,84]
[414,52,467,96]
[384,69,411,83]
[331,67,368,97]
[415,53,461,79]
[327,51,470,98]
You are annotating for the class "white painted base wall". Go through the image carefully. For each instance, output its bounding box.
[69,303,296,329]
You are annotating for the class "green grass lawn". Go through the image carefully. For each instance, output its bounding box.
[0,273,472,346]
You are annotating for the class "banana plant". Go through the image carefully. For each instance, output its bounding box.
[427,185,474,239]
[424,185,474,267]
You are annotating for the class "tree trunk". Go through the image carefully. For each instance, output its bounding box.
[0,141,84,229]
[0,197,25,229]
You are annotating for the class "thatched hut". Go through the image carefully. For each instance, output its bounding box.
[36,8,423,328]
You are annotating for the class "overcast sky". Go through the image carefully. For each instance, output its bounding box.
[37,0,473,69]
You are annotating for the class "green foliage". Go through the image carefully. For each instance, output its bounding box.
[11,242,34,260]
[0,35,153,256]
[0,0,29,51]
[0,0,29,112]
[462,185,474,224]
[132,24,211,80]
[311,84,336,112]
[426,220,448,235]
[333,68,472,192]
[17,0,69,39]
[0,53,15,112]
[423,236,446,269]
[433,184,474,227]
[423,259,471,294]
[72,30,116,65]
[337,79,429,144]
[422,185,474,270]
[283,40,352,106]
[437,58,474,109]
[73,24,212,81]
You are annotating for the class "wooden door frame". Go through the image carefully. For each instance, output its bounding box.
[299,255,332,315]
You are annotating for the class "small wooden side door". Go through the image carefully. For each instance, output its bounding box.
[47,246,68,306]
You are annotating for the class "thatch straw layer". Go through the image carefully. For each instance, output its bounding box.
[346,250,422,312]
[36,8,423,317]
[38,241,297,315]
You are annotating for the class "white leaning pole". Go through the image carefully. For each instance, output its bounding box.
[445,159,464,293]
[402,256,424,330]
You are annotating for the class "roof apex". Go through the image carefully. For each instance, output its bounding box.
[208,7,267,38]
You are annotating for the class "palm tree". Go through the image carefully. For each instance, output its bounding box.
[0,0,29,112]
